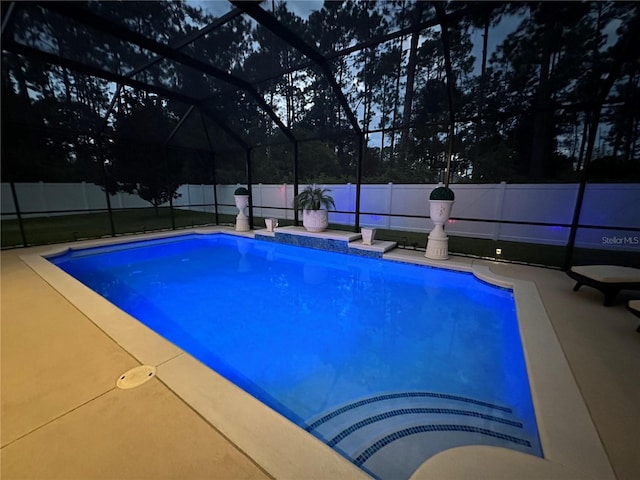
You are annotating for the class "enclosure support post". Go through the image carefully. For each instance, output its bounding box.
[164,106,198,232]
[165,149,176,231]
[9,181,27,247]
[293,141,299,226]
[565,114,597,270]
[246,148,254,229]
[2,117,28,247]
[199,109,220,225]
[434,2,455,188]
[354,134,364,231]
[93,82,124,238]
[211,152,219,225]
[96,139,116,238]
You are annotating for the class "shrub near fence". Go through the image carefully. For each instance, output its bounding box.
[2,182,639,252]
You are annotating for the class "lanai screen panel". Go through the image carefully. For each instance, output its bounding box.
[180,13,251,80]
[239,48,355,141]
[7,3,160,78]
[229,12,308,84]
[99,93,213,234]
[1,47,116,186]
[82,1,235,43]
[234,3,365,137]
[198,85,284,146]
[130,58,218,100]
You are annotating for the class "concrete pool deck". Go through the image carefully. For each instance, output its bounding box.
[2,227,639,479]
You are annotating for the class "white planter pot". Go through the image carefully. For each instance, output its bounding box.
[234,195,250,232]
[265,218,279,232]
[361,227,376,245]
[429,200,454,226]
[302,209,328,232]
[425,200,454,260]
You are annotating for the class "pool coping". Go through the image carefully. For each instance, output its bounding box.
[20,227,614,480]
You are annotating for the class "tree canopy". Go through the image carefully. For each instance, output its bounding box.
[2,0,639,194]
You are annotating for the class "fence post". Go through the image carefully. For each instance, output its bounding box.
[81,182,89,211]
[38,181,47,215]
[347,183,353,225]
[284,183,289,220]
[386,183,393,229]
[492,181,507,241]
[9,182,27,247]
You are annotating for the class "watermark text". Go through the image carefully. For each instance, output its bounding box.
[601,236,639,246]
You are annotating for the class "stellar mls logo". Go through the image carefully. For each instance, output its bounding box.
[601,236,639,246]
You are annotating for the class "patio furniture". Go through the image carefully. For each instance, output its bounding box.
[567,265,640,306]
[627,300,640,333]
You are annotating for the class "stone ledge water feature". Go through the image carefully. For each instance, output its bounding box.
[254,225,397,258]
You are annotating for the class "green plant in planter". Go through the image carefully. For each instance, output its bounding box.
[293,185,336,210]
[429,186,455,201]
[234,187,249,195]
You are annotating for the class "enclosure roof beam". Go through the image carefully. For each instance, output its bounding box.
[38,2,296,144]
[166,105,196,146]
[125,7,244,81]
[38,2,247,89]
[97,8,242,137]
[2,40,198,106]
[199,108,251,151]
[0,1,16,38]
[98,84,123,135]
[231,0,362,136]
[2,39,250,151]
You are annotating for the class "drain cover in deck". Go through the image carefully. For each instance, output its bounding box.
[116,365,156,389]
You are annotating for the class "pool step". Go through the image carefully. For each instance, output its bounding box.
[305,391,540,480]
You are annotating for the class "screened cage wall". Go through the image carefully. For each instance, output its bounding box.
[2,1,639,268]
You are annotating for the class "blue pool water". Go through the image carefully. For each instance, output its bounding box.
[50,233,542,479]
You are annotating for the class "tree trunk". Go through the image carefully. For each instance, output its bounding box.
[399,2,424,158]
[472,19,490,181]
[400,29,420,148]
[390,2,405,163]
[622,73,638,162]
[529,12,557,180]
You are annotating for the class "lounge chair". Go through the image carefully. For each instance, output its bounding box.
[567,265,640,306]
[627,300,640,333]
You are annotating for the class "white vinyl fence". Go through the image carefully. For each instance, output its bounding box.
[2,182,639,251]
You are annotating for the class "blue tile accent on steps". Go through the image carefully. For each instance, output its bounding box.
[306,391,512,432]
[327,407,523,447]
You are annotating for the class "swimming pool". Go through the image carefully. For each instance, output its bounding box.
[48,232,541,479]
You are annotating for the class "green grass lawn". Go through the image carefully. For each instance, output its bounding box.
[1,208,226,248]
